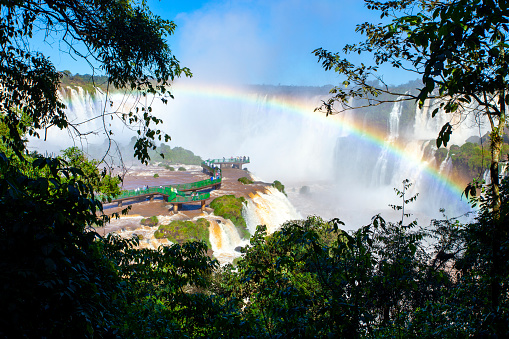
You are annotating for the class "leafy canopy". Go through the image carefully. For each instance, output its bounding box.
[314,0,508,149]
[0,0,191,163]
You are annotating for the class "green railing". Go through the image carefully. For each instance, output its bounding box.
[201,161,215,174]
[98,186,177,202]
[171,177,221,191]
[99,176,220,203]
[204,157,250,165]
[172,191,210,203]
[100,156,248,205]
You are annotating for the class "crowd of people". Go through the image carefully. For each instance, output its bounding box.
[134,185,150,193]
[203,156,250,166]
[220,156,249,163]
[127,160,227,201]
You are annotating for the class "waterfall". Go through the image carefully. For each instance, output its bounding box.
[243,186,302,235]
[413,97,490,144]
[30,83,483,228]
[371,100,402,186]
[209,218,249,263]
[206,187,302,264]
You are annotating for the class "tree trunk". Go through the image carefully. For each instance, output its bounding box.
[490,91,505,334]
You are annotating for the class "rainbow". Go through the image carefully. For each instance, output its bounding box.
[171,81,472,208]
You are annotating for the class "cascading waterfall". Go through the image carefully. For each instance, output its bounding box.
[413,97,490,144]
[30,84,487,229]
[330,96,482,224]
[209,218,249,263]
[202,187,302,264]
[30,87,151,154]
[243,186,302,235]
[371,100,403,186]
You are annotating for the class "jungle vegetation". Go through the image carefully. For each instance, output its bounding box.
[151,143,203,165]
[238,176,254,185]
[1,0,508,338]
[210,195,250,239]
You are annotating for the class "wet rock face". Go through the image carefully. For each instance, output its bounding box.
[234,246,243,252]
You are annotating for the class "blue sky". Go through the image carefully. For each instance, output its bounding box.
[35,0,415,86]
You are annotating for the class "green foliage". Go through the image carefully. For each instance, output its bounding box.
[178,166,186,171]
[156,219,211,249]
[60,147,122,199]
[141,216,159,227]
[450,142,509,180]
[60,73,109,95]
[153,229,164,239]
[389,179,419,226]
[150,144,203,165]
[102,236,234,338]
[431,141,509,181]
[0,153,120,337]
[153,173,159,178]
[434,146,449,166]
[168,166,175,171]
[210,195,250,239]
[272,180,286,196]
[238,176,253,185]
[215,213,434,337]
[314,5,509,335]
[3,151,509,337]
[1,0,191,164]
[0,0,200,336]
[4,1,509,336]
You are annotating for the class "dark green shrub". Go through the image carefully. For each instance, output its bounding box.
[272,180,286,196]
[154,173,159,178]
[148,145,203,165]
[141,216,158,227]
[232,257,243,266]
[210,195,250,239]
[238,177,253,185]
[168,166,175,171]
[153,230,165,239]
[178,167,186,171]
[156,219,211,248]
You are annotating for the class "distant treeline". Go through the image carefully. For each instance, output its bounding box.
[60,71,110,93]
[434,139,509,181]
[149,143,203,165]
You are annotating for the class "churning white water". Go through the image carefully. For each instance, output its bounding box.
[208,218,248,263]
[243,186,302,235]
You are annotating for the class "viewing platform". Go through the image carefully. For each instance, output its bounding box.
[202,156,250,171]
[100,177,221,213]
[100,156,249,213]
